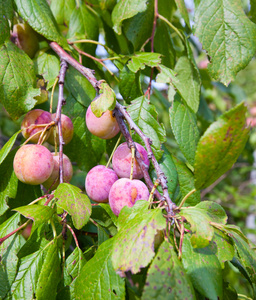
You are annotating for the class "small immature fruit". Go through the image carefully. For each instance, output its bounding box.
[85,105,120,139]
[21,223,32,240]
[11,23,39,58]
[21,109,52,143]
[48,114,74,145]
[108,178,150,216]
[13,144,54,185]
[43,153,73,190]
[85,165,118,203]
[112,142,150,179]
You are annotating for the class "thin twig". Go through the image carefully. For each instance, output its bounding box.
[67,224,80,248]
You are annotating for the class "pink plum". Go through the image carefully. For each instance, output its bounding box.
[21,109,52,143]
[43,153,73,190]
[112,142,150,179]
[85,165,118,202]
[108,178,150,216]
[85,105,120,139]
[13,144,54,185]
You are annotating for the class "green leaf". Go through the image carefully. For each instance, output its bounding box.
[249,0,256,24]
[36,240,61,300]
[182,235,223,300]
[95,204,118,234]
[112,201,166,274]
[0,213,23,299]
[0,41,40,119]
[127,52,162,73]
[127,96,166,160]
[65,66,96,108]
[75,238,125,300]
[194,102,249,190]
[55,183,92,230]
[91,81,116,117]
[9,247,46,300]
[34,50,60,89]
[14,0,69,49]
[0,0,13,45]
[123,0,154,51]
[112,0,148,34]
[169,95,200,166]
[225,228,256,283]
[50,0,76,26]
[14,205,55,235]
[151,146,178,199]
[62,95,106,172]
[142,240,196,299]
[173,157,200,207]
[119,66,143,103]
[157,62,201,113]
[0,131,21,166]
[196,201,227,224]
[210,228,234,269]
[0,150,19,216]
[174,0,191,29]
[193,0,256,85]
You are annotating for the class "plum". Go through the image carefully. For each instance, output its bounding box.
[48,113,74,145]
[85,105,120,139]
[11,23,39,58]
[42,153,73,190]
[108,178,149,216]
[85,165,118,202]
[13,144,54,185]
[112,142,150,179]
[21,109,52,143]
[21,223,32,240]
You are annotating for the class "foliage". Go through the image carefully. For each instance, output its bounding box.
[0,0,256,299]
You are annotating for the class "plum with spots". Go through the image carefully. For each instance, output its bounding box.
[108,178,149,216]
[21,109,52,143]
[112,142,150,179]
[13,144,54,185]
[48,113,74,145]
[85,165,118,203]
[43,153,73,191]
[85,105,120,139]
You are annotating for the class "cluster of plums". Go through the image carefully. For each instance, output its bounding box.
[13,109,74,190]
[85,104,150,216]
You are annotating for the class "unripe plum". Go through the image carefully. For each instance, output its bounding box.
[21,223,32,240]
[11,23,39,58]
[21,109,52,143]
[85,165,118,203]
[48,113,74,145]
[43,153,73,190]
[108,178,150,216]
[13,144,54,185]
[85,105,120,139]
[112,142,150,179]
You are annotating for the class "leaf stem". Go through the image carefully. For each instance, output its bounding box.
[0,220,30,246]
[176,188,196,210]
[158,14,185,43]
[66,224,80,248]
[106,134,122,168]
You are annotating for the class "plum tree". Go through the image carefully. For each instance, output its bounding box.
[43,153,73,190]
[108,178,150,216]
[13,144,54,185]
[85,105,120,139]
[48,113,74,145]
[85,165,118,202]
[112,142,150,179]
[10,23,39,58]
[21,109,52,143]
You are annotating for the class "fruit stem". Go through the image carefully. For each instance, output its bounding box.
[50,76,59,114]
[50,217,57,238]
[148,179,160,204]
[106,133,122,168]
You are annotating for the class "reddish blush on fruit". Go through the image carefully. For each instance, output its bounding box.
[42,153,73,190]
[48,113,74,145]
[85,105,120,139]
[85,165,118,203]
[13,144,54,185]
[21,223,33,240]
[108,178,150,216]
[21,109,52,143]
[112,142,150,179]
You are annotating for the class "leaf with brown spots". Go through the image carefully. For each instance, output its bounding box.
[142,240,196,300]
[112,200,166,274]
[55,183,92,230]
[194,102,249,190]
